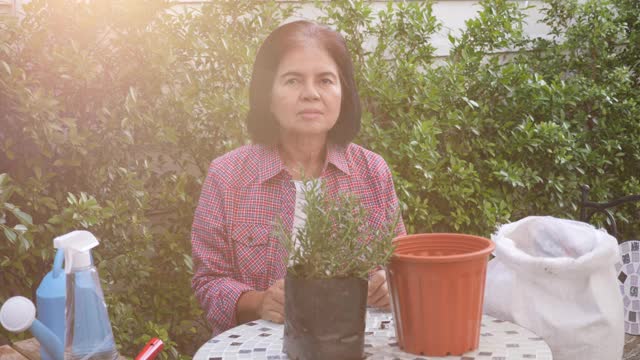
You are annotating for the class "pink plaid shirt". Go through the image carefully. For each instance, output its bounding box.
[191,142,406,335]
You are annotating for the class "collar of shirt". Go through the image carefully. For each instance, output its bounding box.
[256,142,351,183]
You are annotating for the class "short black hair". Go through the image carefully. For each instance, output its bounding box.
[246,20,361,145]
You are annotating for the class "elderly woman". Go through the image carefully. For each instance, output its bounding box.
[191,20,406,336]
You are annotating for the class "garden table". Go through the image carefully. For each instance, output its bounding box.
[193,308,553,360]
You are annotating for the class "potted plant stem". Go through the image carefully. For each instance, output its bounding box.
[273,179,398,360]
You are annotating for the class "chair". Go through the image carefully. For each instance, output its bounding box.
[579,184,640,357]
[579,184,640,242]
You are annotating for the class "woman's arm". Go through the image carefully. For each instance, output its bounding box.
[191,164,255,335]
[381,157,406,236]
[367,155,406,308]
[236,290,265,323]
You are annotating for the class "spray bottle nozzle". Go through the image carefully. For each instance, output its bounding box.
[53,230,99,274]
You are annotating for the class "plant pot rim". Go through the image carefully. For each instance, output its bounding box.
[391,233,495,263]
[285,272,367,281]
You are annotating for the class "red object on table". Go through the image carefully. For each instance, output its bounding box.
[134,338,164,360]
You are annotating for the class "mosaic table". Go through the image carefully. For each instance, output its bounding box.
[193,308,553,360]
[617,240,640,335]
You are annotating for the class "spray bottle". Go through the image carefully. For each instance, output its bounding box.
[54,230,119,360]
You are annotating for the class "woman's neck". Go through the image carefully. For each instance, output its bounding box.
[279,135,327,180]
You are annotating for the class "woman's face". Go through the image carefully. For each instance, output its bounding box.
[270,44,342,142]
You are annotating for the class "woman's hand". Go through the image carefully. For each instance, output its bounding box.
[368,269,390,310]
[236,279,285,325]
[258,279,285,323]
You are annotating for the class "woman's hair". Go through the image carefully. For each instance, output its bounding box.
[246,20,361,145]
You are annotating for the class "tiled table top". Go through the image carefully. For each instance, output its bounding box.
[617,240,640,335]
[193,309,553,360]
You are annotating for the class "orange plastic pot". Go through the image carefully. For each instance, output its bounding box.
[386,233,495,357]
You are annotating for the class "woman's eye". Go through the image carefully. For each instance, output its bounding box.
[285,78,298,85]
[321,78,334,85]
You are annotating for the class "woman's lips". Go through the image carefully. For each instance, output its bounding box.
[298,110,323,119]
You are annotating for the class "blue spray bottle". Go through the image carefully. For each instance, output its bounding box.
[54,230,119,360]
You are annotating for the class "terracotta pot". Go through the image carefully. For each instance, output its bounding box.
[386,233,495,356]
[283,273,367,360]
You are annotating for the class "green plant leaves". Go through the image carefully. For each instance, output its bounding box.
[4,203,33,225]
[273,179,398,280]
[323,0,639,236]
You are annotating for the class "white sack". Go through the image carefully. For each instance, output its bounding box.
[484,216,624,360]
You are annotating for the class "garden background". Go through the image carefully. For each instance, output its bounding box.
[1,0,639,358]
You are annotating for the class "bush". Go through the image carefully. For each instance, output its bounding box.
[0,0,293,357]
[319,0,639,237]
[1,0,638,358]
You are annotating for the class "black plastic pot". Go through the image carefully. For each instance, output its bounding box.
[283,273,368,360]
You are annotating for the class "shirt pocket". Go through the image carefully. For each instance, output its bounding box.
[231,223,271,281]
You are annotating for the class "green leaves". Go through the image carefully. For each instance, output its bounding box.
[320,0,640,236]
[0,175,36,273]
[4,203,33,225]
[1,60,10,75]
[3,227,17,243]
[273,179,398,280]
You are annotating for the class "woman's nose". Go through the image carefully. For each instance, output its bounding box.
[300,81,320,100]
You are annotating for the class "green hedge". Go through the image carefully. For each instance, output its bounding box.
[1,0,638,358]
